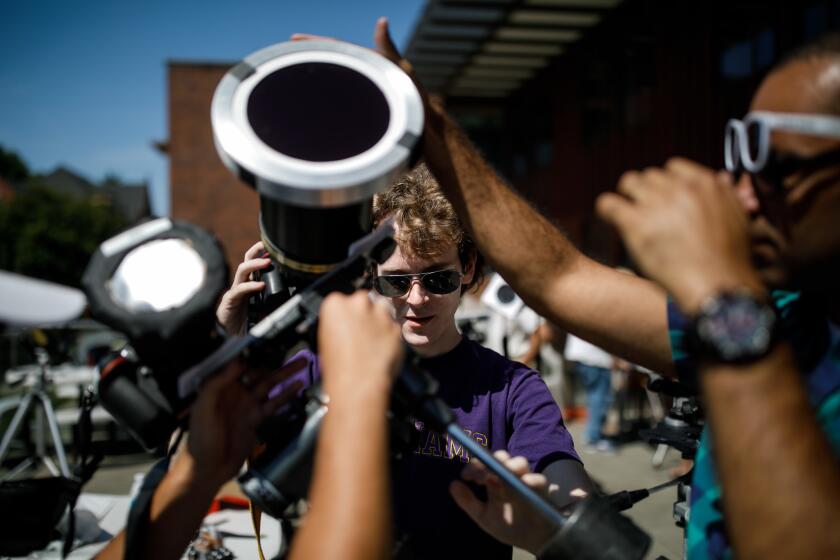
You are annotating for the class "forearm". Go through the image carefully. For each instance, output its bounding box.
[422,101,673,373]
[700,344,840,558]
[143,455,220,559]
[94,531,124,560]
[422,98,578,300]
[95,455,219,560]
[290,385,392,560]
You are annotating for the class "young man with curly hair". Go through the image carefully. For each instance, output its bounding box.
[217,163,590,559]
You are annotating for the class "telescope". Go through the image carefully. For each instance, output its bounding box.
[211,39,423,301]
[83,39,424,448]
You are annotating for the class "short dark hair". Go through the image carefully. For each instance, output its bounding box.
[778,32,840,69]
[775,32,840,114]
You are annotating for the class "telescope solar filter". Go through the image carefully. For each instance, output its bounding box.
[212,40,424,209]
[247,62,390,162]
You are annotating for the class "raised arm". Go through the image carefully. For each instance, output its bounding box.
[368,19,673,374]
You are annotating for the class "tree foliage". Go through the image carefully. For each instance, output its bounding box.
[0,179,127,288]
[0,145,29,182]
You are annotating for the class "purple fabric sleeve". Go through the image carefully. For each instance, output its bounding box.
[267,348,319,403]
[506,365,581,472]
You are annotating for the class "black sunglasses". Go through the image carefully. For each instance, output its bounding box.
[373,269,463,297]
[748,147,840,195]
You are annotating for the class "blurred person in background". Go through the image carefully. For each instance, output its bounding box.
[564,334,616,453]
[516,320,571,416]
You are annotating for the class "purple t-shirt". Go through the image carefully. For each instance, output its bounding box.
[278,336,579,559]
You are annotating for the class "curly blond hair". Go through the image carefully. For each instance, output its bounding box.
[373,163,483,290]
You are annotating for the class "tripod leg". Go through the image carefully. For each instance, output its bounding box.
[0,393,35,466]
[34,402,47,458]
[3,456,36,481]
[645,387,665,422]
[41,455,60,476]
[38,393,71,477]
[652,443,669,468]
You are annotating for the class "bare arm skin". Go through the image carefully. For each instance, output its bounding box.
[116,452,223,560]
[700,344,840,558]
[100,293,402,560]
[288,292,403,560]
[96,360,304,560]
[288,376,392,560]
[291,19,674,374]
[376,22,674,375]
[516,322,549,366]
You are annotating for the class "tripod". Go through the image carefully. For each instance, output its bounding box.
[639,377,703,560]
[0,348,71,481]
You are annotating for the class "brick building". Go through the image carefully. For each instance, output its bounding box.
[164,61,260,269]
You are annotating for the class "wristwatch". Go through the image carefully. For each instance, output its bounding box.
[687,290,777,363]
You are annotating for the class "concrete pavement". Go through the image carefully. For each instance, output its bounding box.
[513,419,685,560]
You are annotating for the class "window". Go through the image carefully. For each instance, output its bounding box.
[755,29,775,69]
[721,40,753,78]
[805,2,830,39]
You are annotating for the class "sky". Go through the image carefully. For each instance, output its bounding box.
[0,0,427,216]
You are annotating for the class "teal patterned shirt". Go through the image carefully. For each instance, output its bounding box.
[667,291,840,559]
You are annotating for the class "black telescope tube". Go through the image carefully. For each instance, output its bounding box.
[259,196,372,274]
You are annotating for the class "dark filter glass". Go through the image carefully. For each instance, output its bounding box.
[248,62,390,162]
[373,270,462,297]
[260,195,371,268]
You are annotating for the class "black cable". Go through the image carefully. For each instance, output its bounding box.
[608,471,692,512]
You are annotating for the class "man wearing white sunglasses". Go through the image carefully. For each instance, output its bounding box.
[358,21,840,559]
[595,44,840,559]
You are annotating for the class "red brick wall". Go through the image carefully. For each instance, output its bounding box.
[168,62,260,271]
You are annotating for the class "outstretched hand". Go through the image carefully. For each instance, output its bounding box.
[449,451,559,554]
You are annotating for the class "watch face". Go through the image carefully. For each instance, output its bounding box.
[696,293,776,362]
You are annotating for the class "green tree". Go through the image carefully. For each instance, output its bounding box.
[0,179,127,288]
[0,145,30,182]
